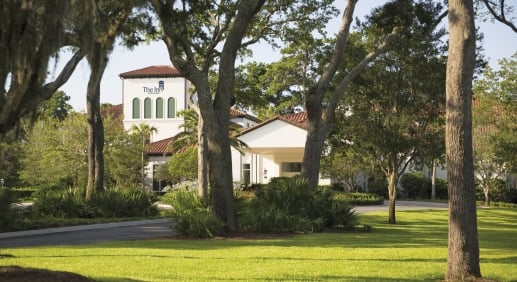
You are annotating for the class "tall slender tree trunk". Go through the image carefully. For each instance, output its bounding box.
[86,42,108,200]
[431,158,437,200]
[445,0,481,279]
[197,109,208,199]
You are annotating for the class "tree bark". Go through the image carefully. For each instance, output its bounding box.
[387,171,398,224]
[431,158,437,200]
[197,109,209,199]
[86,42,108,200]
[445,0,481,279]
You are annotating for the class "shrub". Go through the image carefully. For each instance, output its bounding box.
[32,186,93,218]
[399,172,448,200]
[238,177,357,233]
[0,189,21,230]
[164,190,224,238]
[333,192,384,206]
[399,172,430,199]
[31,186,158,219]
[9,187,37,200]
[366,177,388,199]
[90,188,159,218]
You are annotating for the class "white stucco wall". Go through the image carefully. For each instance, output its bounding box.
[238,120,307,149]
[122,76,189,142]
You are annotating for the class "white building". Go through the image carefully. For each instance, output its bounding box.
[119,65,329,191]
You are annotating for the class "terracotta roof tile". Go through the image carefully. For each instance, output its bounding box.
[229,107,262,123]
[239,111,308,136]
[119,65,180,78]
[147,137,174,155]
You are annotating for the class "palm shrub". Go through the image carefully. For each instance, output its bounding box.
[90,188,159,218]
[162,190,224,238]
[32,186,93,218]
[239,177,357,233]
[32,186,158,218]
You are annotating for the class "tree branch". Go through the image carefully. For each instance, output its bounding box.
[483,0,517,33]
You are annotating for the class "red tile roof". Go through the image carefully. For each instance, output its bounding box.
[239,111,308,136]
[147,137,174,156]
[119,65,181,78]
[229,107,262,123]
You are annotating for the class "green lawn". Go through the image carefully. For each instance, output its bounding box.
[1,208,516,281]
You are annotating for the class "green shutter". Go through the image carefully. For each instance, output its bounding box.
[144,98,152,119]
[132,98,140,119]
[156,98,163,118]
[167,98,176,118]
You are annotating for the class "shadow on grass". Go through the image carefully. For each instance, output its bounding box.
[96,277,144,282]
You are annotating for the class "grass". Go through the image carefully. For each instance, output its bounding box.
[1,208,516,281]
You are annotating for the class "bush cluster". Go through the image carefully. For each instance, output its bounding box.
[0,189,20,230]
[399,172,448,200]
[237,177,357,233]
[161,190,223,238]
[31,186,159,219]
[332,192,384,206]
[163,177,360,237]
[475,178,517,205]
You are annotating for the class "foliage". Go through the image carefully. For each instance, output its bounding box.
[476,178,517,204]
[0,131,22,187]
[399,172,448,200]
[0,189,21,230]
[321,147,371,192]
[332,192,384,206]
[20,113,88,187]
[90,188,159,218]
[238,177,357,233]
[472,52,517,205]
[162,190,224,238]
[31,186,158,219]
[0,1,90,135]
[168,147,198,182]
[103,111,141,188]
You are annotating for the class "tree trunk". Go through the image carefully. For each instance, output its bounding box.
[483,186,490,207]
[86,42,108,200]
[387,171,398,224]
[301,114,330,189]
[203,108,235,232]
[431,158,437,200]
[197,110,208,199]
[445,0,481,279]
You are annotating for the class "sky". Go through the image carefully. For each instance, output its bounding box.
[55,1,517,111]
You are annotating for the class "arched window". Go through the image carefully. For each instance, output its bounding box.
[132,98,140,119]
[156,98,163,118]
[167,97,176,118]
[144,98,152,119]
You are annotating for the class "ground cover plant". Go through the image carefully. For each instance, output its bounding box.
[1,207,516,281]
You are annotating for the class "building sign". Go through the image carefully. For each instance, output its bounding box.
[143,80,165,94]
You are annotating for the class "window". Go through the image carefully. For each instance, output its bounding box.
[242,163,250,185]
[144,98,152,119]
[156,98,163,118]
[132,98,140,119]
[281,162,302,173]
[167,97,176,118]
